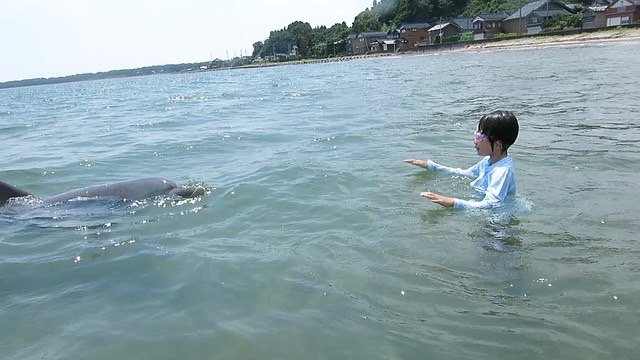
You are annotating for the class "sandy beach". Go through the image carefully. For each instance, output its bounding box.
[462,27,640,52]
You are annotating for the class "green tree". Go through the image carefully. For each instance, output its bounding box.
[324,22,350,56]
[268,28,296,55]
[462,0,526,16]
[391,0,466,26]
[352,9,382,32]
[393,0,417,24]
[458,31,474,42]
[252,41,264,58]
[544,14,582,31]
[372,0,399,25]
[308,22,351,57]
[288,21,314,57]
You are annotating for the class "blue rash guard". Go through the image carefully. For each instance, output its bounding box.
[426,156,517,210]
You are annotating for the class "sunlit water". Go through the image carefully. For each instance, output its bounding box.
[2,41,639,359]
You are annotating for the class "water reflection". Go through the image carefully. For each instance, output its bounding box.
[475,216,523,252]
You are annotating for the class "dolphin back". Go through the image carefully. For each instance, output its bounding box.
[44,178,179,203]
[0,180,33,206]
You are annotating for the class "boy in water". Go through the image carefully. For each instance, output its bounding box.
[405,110,519,210]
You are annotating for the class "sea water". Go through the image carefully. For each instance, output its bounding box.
[1,41,639,359]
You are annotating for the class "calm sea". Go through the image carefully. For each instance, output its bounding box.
[1,41,639,359]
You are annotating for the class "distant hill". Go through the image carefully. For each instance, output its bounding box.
[0,62,211,89]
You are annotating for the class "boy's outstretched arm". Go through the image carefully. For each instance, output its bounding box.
[420,191,455,208]
[404,159,428,168]
[406,159,478,177]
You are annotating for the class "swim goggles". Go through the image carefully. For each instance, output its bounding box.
[474,131,489,143]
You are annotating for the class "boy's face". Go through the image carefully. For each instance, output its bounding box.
[473,129,499,156]
[474,128,495,157]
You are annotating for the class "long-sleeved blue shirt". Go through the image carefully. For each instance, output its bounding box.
[426,156,517,210]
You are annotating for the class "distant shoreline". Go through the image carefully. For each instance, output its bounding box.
[3,28,639,89]
[237,27,640,69]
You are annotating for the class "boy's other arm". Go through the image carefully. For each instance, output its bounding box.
[420,191,455,207]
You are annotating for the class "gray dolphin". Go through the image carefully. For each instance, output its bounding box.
[0,178,205,206]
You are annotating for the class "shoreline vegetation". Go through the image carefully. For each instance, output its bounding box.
[1,27,639,89]
[245,27,640,68]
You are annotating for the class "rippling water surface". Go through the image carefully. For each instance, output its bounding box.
[2,41,640,359]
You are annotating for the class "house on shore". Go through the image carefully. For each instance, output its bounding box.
[369,33,404,53]
[502,0,576,35]
[452,17,475,32]
[396,23,431,49]
[347,31,387,54]
[339,0,635,55]
[428,22,463,44]
[583,2,610,29]
[472,12,510,40]
[605,0,640,26]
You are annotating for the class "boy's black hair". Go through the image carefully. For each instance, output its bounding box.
[478,110,519,154]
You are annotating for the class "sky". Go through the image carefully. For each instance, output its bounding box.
[0,0,373,82]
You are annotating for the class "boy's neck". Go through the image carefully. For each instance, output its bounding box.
[489,152,507,165]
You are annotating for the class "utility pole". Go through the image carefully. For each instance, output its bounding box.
[519,1,523,35]
[546,0,550,30]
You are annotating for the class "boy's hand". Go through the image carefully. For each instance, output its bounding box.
[404,159,428,168]
[420,191,455,208]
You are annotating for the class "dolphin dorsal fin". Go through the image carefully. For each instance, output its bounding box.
[0,181,32,206]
